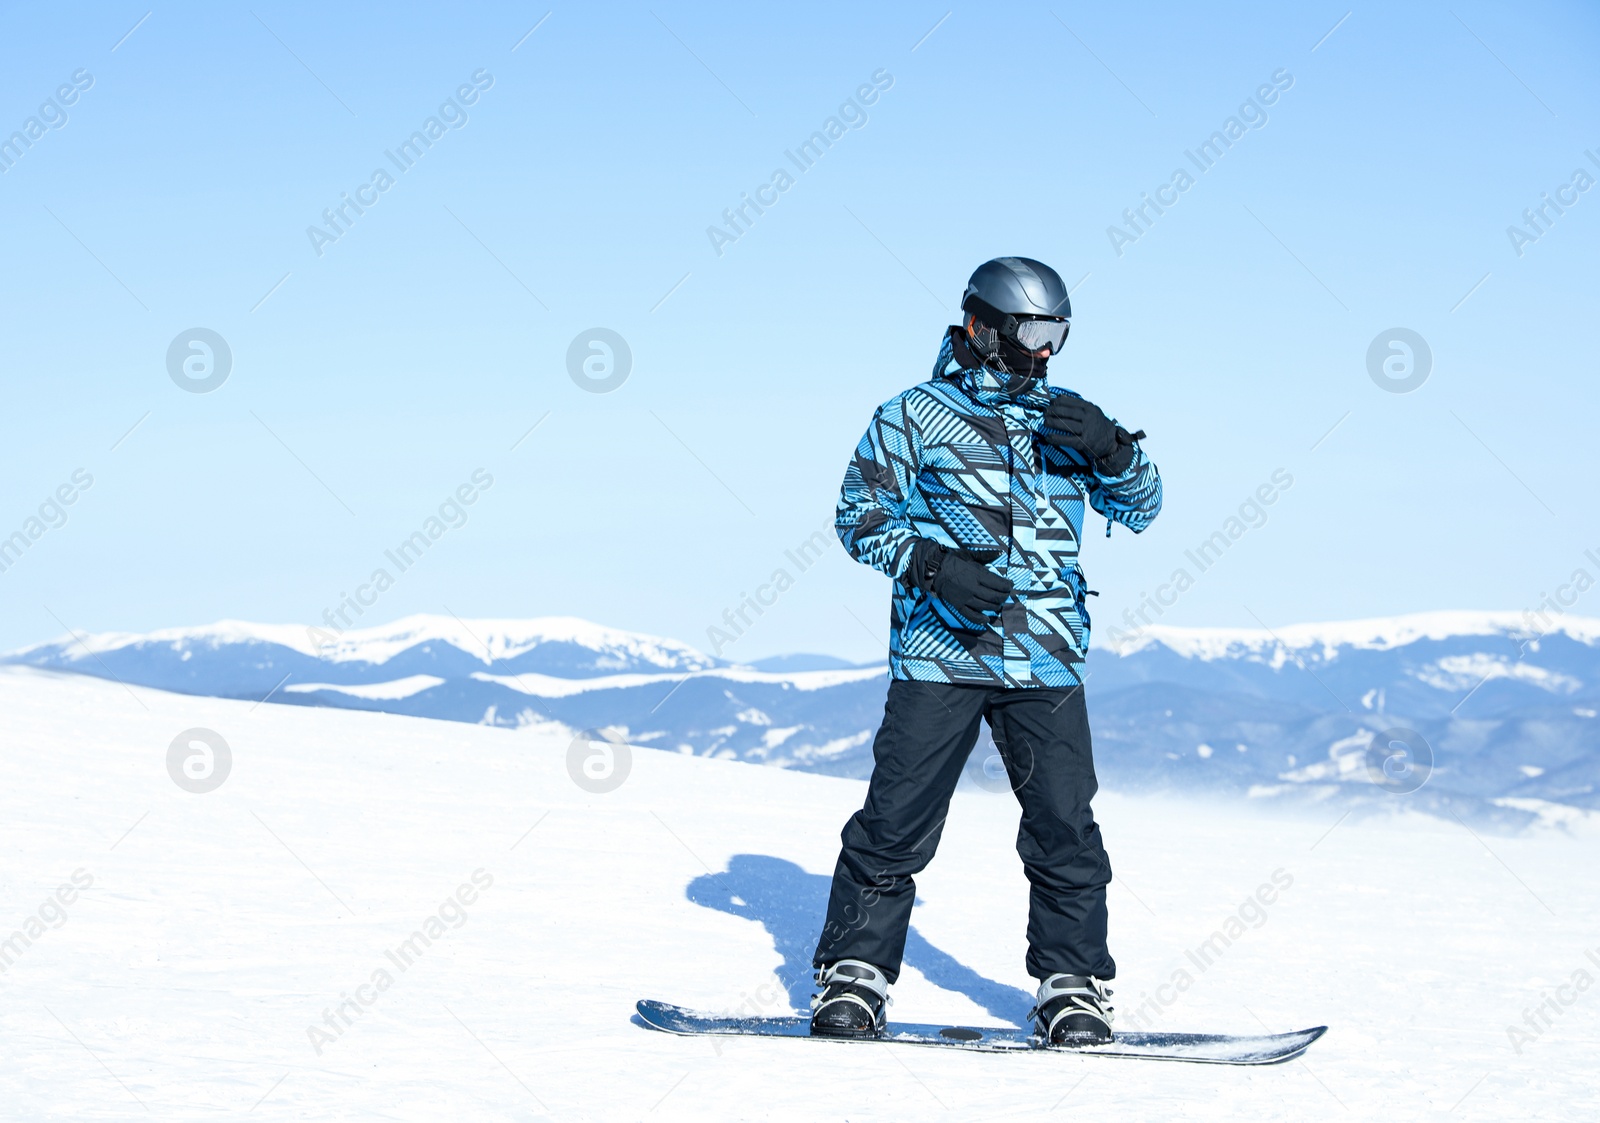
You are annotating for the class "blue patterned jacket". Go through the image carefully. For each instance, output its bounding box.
[837,328,1162,688]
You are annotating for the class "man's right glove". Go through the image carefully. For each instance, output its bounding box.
[1040,394,1140,475]
[906,541,1013,624]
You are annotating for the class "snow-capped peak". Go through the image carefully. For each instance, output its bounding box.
[300,614,717,668]
[1098,610,1600,661]
[7,614,719,671]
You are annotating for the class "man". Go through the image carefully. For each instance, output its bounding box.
[810,257,1162,1045]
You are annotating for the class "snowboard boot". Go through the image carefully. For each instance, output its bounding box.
[810,960,890,1038]
[1030,973,1114,1046]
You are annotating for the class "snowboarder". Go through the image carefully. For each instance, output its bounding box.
[810,257,1163,1045]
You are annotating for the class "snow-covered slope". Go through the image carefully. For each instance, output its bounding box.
[0,667,1593,1120]
[5,611,1599,817]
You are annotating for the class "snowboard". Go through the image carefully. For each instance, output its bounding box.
[636,1000,1325,1065]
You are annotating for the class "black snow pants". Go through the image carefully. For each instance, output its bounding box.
[812,678,1114,983]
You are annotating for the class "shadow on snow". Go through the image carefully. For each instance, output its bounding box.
[686,853,1032,1026]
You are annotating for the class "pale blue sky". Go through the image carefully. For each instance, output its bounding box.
[2,1,1597,661]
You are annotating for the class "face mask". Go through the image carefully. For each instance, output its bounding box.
[993,337,1048,392]
[962,319,1052,393]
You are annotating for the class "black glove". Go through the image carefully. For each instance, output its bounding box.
[1041,395,1140,475]
[906,541,1013,623]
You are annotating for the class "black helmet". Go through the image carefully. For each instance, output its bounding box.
[960,257,1071,360]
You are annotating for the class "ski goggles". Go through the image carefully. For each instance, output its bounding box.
[1011,316,1070,355]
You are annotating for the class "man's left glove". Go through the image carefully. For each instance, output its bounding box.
[1040,394,1139,475]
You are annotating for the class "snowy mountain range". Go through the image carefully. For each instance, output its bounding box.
[7,611,1599,823]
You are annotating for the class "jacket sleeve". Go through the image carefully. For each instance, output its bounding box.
[836,396,923,582]
[1086,441,1162,535]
